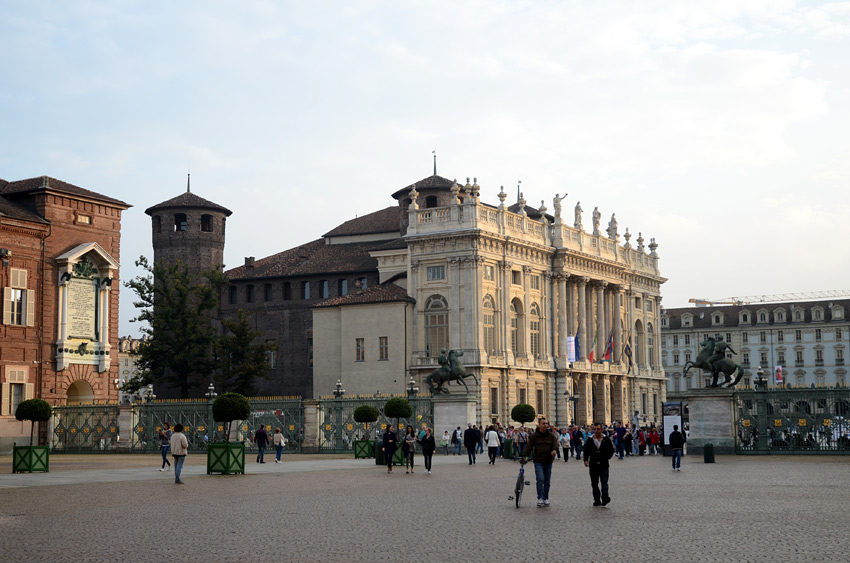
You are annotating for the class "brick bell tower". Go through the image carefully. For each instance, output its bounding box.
[144,175,232,277]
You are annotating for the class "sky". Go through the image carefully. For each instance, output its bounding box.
[2,1,849,337]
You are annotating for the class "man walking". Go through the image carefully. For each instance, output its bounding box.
[521,417,559,507]
[254,424,269,463]
[463,423,479,464]
[669,424,686,471]
[584,422,615,506]
[453,426,463,455]
[169,423,188,485]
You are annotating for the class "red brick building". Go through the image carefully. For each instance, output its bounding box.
[0,176,129,449]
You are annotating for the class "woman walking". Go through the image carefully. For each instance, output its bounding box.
[273,427,285,463]
[382,425,397,473]
[420,427,436,474]
[440,430,450,455]
[158,422,172,471]
[403,425,417,474]
[485,425,500,465]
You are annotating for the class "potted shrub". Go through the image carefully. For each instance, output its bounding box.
[509,403,537,459]
[13,399,52,473]
[352,404,379,459]
[384,397,412,466]
[207,392,250,475]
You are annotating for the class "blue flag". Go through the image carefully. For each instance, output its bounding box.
[623,337,633,374]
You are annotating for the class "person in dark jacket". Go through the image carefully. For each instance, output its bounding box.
[419,427,437,474]
[463,423,479,465]
[669,424,686,471]
[254,425,269,463]
[382,426,398,473]
[584,422,615,506]
[522,418,559,507]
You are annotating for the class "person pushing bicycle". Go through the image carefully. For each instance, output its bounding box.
[521,417,559,507]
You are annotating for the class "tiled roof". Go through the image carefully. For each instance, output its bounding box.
[0,195,49,223]
[391,174,457,199]
[226,239,384,280]
[312,282,414,308]
[662,299,850,329]
[507,202,553,222]
[0,176,130,208]
[370,238,409,251]
[322,206,399,237]
[145,191,232,216]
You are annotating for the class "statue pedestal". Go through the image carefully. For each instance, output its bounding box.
[683,387,735,455]
[432,394,478,436]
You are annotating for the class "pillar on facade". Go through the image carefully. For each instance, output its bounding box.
[613,287,623,364]
[596,281,607,360]
[557,274,568,363]
[577,277,588,360]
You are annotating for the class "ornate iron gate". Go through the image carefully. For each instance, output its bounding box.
[734,388,850,454]
[242,398,303,454]
[317,395,434,453]
[131,399,214,452]
[52,404,121,452]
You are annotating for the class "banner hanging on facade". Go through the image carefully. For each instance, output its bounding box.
[567,336,577,363]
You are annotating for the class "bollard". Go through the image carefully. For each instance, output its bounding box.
[703,443,715,463]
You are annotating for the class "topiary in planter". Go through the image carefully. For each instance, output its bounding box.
[212,392,251,441]
[511,403,536,426]
[16,398,52,446]
[353,404,380,458]
[353,404,379,435]
[384,397,412,434]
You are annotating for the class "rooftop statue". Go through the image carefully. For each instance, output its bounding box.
[592,206,601,235]
[574,201,583,230]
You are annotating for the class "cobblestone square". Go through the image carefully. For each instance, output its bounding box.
[1,453,848,562]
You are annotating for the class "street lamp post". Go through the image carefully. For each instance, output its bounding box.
[145,384,156,453]
[333,379,345,451]
[406,376,419,399]
[754,366,769,453]
[205,382,217,442]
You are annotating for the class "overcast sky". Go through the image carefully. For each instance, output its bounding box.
[2,1,848,337]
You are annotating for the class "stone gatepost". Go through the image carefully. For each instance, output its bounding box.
[432,394,478,435]
[115,405,134,452]
[682,387,735,455]
[301,399,320,454]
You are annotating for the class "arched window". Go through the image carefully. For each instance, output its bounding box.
[424,295,449,356]
[483,295,496,354]
[301,281,311,300]
[282,282,291,300]
[263,283,272,302]
[174,213,187,232]
[320,280,329,299]
[647,322,655,365]
[338,279,348,296]
[510,298,524,354]
[529,303,541,357]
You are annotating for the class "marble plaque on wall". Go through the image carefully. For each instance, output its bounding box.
[68,278,97,340]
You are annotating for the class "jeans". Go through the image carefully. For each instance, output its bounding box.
[574,441,583,460]
[632,439,639,455]
[257,445,266,462]
[672,449,682,468]
[467,447,477,464]
[649,443,657,455]
[476,440,484,454]
[533,462,553,501]
[405,450,415,470]
[453,441,462,455]
[590,467,609,503]
[173,455,186,483]
[615,440,625,459]
[160,445,170,468]
[562,446,571,461]
[275,444,283,462]
[423,453,433,472]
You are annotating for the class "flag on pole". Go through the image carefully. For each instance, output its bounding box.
[588,332,598,363]
[602,332,614,362]
[623,334,633,375]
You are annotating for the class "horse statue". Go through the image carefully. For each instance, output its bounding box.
[426,348,479,394]
[682,336,746,388]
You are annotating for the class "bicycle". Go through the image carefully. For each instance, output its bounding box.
[508,458,531,508]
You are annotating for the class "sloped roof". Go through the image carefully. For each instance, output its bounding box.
[370,237,409,251]
[226,239,384,280]
[1,176,130,208]
[312,282,414,308]
[391,174,457,199]
[663,299,850,329]
[507,202,553,222]
[322,206,399,237]
[145,191,232,216]
[0,195,49,224]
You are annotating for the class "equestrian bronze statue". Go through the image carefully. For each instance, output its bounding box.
[682,335,746,388]
[426,348,479,394]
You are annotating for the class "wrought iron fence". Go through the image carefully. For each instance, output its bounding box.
[734,388,850,454]
[316,394,434,453]
[52,404,121,452]
[130,398,214,453]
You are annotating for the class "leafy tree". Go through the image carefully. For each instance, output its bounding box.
[214,309,278,396]
[511,403,536,426]
[384,397,412,434]
[15,399,52,446]
[123,256,226,398]
[212,392,251,441]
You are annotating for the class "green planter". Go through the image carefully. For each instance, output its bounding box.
[12,444,49,473]
[207,442,246,475]
[374,443,405,466]
[503,439,514,459]
[392,448,405,466]
[354,440,374,459]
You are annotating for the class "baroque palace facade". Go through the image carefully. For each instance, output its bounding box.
[150,171,666,427]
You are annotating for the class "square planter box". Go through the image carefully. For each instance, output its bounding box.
[207,442,246,475]
[354,440,374,459]
[13,445,49,473]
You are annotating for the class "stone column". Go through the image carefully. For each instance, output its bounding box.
[501,261,513,361]
[449,258,462,348]
[557,274,568,363]
[410,260,421,355]
[301,399,320,454]
[596,281,607,360]
[613,287,623,364]
[577,277,588,360]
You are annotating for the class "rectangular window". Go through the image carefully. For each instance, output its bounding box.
[321,280,329,299]
[490,388,499,416]
[338,279,348,296]
[483,265,495,281]
[519,387,527,405]
[816,329,822,342]
[796,350,804,365]
[530,275,540,290]
[264,284,272,302]
[246,285,255,303]
[308,338,313,369]
[726,333,732,343]
[355,338,364,362]
[760,352,768,366]
[837,329,843,340]
[673,335,679,346]
[685,352,691,362]
[742,353,750,366]
[778,331,784,343]
[483,312,495,354]
[282,282,292,300]
[301,281,311,300]
[795,330,802,343]
[512,271,522,285]
[837,349,844,365]
[741,332,748,345]
[426,266,445,281]
[3,268,33,326]
[379,336,388,361]
[11,383,24,415]
[653,394,658,414]
[760,331,767,344]
[816,349,824,366]
[530,319,540,357]
[684,335,690,346]
[76,214,91,224]
[673,354,680,365]
[229,286,238,305]
[641,393,647,414]
[536,389,544,417]
[635,297,641,310]
[778,352,785,365]
[267,347,276,370]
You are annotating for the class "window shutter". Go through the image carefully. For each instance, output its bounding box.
[1,383,9,415]
[3,287,11,325]
[25,383,34,401]
[10,269,27,289]
[25,290,35,327]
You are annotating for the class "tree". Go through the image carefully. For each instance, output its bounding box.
[123,256,226,398]
[15,399,52,446]
[214,309,277,396]
[384,397,412,434]
[511,403,536,426]
[353,405,379,439]
[212,392,251,441]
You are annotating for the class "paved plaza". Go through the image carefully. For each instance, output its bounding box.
[1,451,848,562]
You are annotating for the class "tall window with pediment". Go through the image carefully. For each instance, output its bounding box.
[424,295,449,356]
[483,295,496,354]
[529,303,541,357]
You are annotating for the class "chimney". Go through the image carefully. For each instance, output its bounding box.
[244,257,255,269]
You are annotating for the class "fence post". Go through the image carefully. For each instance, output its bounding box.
[302,399,319,453]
